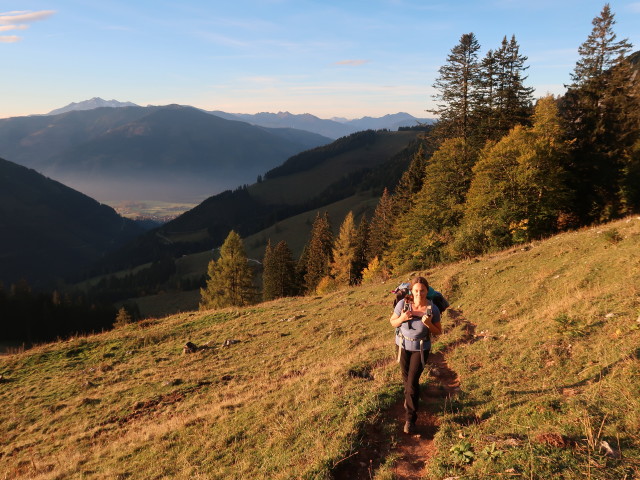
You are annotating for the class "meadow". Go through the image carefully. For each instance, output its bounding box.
[2,216,639,479]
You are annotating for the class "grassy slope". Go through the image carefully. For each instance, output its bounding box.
[2,217,639,479]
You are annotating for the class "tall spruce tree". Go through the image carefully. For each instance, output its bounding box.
[476,36,534,142]
[262,240,276,301]
[391,143,429,213]
[295,243,310,292]
[494,35,534,134]
[330,211,358,286]
[263,240,296,300]
[430,32,482,142]
[367,188,395,262]
[199,230,255,309]
[303,212,333,294]
[562,3,636,220]
[352,215,370,285]
[476,48,499,140]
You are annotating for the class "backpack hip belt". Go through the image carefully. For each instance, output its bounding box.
[396,331,429,367]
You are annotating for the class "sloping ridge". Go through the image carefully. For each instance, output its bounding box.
[2,216,638,478]
[0,157,144,286]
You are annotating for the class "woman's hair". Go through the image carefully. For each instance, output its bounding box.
[410,276,429,290]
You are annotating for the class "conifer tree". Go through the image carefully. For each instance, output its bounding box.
[476,48,499,140]
[330,211,358,286]
[391,144,429,214]
[295,242,310,292]
[454,96,570,256]
[303,212,333,294]
[367,188,395,262]
[200,230,255,309]
[352,215,370,285]
[114,307,133,328]
[388,137,477,269]
[430,32,482,142]
[272,240,297,299]
[494,35,534,134]
[561,3,637,220]
[476,36,534,142]
[262,240,276,301]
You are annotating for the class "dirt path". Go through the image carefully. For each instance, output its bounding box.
[332,309,474,480]
[390,350,461,479]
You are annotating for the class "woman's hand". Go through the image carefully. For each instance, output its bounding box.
[389,309,414,328]
[421,313,442,335]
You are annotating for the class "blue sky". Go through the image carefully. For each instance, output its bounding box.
[1,0,639,119]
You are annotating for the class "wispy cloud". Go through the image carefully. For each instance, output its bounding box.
[0,24,28,31]
[0,35,19,43]
[334,59,370,66]
[0,9,55,43]
[0,10,56,24]
[629,2,640,13]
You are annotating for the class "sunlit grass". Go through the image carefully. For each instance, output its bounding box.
[2,216,640,479]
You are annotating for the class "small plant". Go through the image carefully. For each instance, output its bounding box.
[603,228,623,244]
[450,440,475,465]
[480,442,503,461]
[553,313,588,337]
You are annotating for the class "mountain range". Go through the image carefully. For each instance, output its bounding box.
[33,97,434,139]
[209,110,433,139]
[0,104,331,204]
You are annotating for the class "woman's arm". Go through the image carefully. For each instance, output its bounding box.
[389,309,413,328]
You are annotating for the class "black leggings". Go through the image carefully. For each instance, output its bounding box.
[398,347,429,423]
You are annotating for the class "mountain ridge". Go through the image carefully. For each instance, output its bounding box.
[0,157,145,286]
[0,105,332,205]
[46,97,139,115]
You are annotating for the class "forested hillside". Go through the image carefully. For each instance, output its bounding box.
[95,129,422,274]
[0,157,144,287]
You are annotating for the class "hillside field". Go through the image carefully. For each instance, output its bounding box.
[1,216,639,479]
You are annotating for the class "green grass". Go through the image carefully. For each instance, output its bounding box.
[3,216,640,479]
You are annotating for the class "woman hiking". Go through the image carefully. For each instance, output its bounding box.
[389,276,442,434]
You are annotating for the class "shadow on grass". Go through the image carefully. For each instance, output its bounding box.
[505,350,637,396]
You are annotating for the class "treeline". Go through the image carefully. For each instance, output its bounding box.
[199,4,639,308]
[379,4,639,270]
[0,281,117,347]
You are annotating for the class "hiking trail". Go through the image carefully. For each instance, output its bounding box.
[332,308,475,479]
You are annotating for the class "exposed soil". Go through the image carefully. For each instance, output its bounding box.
[390,350,461,479]
[332,309,474,480]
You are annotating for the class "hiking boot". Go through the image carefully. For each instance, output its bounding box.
[403,421,416,434]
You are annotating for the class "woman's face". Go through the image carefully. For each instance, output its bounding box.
[411,282,428,300]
